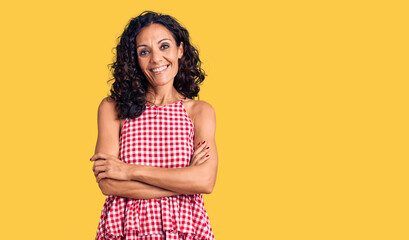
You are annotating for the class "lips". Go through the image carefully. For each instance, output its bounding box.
[151,65,169,73]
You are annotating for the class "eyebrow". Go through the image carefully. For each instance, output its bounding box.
[136,38,172,49]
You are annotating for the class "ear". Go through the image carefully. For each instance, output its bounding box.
[178,42,184,59]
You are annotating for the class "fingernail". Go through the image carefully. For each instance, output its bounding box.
[198,142,201,146]
[202,141,206,144]
[206,154,209,157]
[206,147,209,149]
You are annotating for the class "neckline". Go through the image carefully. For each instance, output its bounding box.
[145,97,187,108]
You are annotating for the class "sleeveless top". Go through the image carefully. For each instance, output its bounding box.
[95,97,215,240]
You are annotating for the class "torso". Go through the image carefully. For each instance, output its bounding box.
[119,98,197,131]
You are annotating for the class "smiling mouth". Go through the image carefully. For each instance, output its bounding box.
[151,65,169,73]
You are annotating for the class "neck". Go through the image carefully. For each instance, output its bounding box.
[146,85,183,106]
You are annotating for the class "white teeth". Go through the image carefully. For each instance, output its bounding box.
[152,65,168,72]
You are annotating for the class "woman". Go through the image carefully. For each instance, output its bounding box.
[90,11,218,240]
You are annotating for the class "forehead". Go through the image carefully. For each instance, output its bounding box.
[136,23,175,44]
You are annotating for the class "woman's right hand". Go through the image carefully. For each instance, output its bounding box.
[189,141,211,166]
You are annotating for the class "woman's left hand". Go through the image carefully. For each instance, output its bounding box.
[90,153,132,182]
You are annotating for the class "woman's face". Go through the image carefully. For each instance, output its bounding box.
[135,23,184,88]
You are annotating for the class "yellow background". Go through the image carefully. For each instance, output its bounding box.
[0,0,408,239]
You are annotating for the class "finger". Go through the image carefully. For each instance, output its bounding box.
[201,154,211,164]
[96,172,108,182]
[90,153,100,161]
[93,159,106,166]
[193,144,208,158]
[194,158,205,165]
[191,145,209,160]
[194,146,210,160]
[90,153,108,161]
[94,156,107,162]
[191,141,209,164]
[189,156,200,166]
[195,140,208,151]
[92,160,106,172]
[190,157,201,166]
[191,151,210,166]
[196,155,210,165]
[94,166,106,176]
[202,145,211,154]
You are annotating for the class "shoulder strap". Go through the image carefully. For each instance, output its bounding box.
[180,96,187,103]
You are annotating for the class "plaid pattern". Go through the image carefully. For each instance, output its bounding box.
[95,97,215,240]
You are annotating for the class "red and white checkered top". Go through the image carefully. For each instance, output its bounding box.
[95,97,215,240]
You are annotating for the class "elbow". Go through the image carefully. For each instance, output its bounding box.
[98,179,112,196]
[203,180,215,194]
[193,166,215,194]
[203,185,213,194]
[101,189,110,196]
[99,185,109,196]
[201,177,215,194]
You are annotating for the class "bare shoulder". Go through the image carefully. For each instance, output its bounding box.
[98,97,115,112]
[98,97,124,128]
[98,97,118,119]
[183,98,216,124]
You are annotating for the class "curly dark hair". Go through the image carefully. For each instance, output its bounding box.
[106,10,206,119]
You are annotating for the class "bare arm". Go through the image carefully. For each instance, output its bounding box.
[93,97,180,199]
[98,179,179,199]
[127,101,218,194]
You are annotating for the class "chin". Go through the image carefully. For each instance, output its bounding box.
[150,78,174,87]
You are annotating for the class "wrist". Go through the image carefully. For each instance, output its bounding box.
[127,164,144,181]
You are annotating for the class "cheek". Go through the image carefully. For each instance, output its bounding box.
[171,57,179,71]
[170,52,180,67]
[137,58,149,71]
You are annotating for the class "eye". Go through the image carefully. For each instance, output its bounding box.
[161,44,170,50]
[138,49,149,56]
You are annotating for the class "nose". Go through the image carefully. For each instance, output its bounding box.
[150,48,163,63]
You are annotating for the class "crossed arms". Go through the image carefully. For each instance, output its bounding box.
[91,97,218,200]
